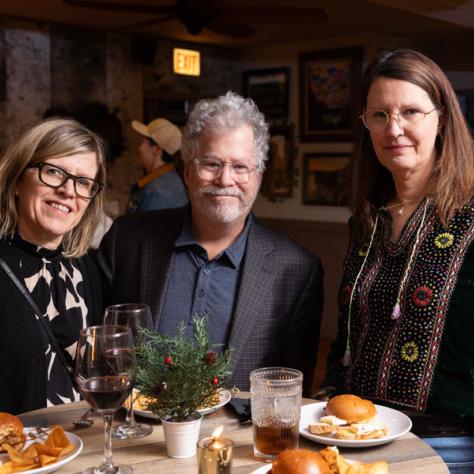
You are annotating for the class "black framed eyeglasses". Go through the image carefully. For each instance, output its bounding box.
[27,162,104,199]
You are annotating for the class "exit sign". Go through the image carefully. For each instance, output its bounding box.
[173,48,200,76]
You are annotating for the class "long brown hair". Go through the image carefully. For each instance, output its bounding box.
[350,48,474,242]
[0,117,107,257]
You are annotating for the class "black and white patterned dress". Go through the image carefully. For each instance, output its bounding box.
[0,234,101,412]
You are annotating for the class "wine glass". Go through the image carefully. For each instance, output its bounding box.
[75,325,135,474]
[103,303,154,439]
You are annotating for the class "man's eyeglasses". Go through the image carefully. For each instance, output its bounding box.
[27,162,103,199]
[360,107,438,131]
[193,158,258,184]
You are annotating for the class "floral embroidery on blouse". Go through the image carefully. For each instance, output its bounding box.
[411,285,434,308]
[401,341,419,363]
[337,201,474,411]
[358,245,368,257]
[434,232,454,249]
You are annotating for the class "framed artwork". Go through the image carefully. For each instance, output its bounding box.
[261,123,295,199]
[456,89,474,134]
[243,67,290,120]
[299,47,363,142]
[303,153,350,206]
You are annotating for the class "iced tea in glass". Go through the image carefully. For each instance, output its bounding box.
[250,367,303,461]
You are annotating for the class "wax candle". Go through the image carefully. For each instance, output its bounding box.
[197,426,233,474]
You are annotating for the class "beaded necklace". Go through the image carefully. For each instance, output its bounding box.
[343,198,429,367]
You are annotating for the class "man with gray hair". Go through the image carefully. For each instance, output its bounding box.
[96,92,324,395]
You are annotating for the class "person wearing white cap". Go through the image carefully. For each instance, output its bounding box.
[127,118,188,213]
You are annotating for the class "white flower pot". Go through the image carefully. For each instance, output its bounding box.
[161,416,202,458]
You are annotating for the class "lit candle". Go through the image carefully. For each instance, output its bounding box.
[197,426,233,474]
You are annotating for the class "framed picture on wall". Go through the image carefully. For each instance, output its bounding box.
[243,67,290,120]
[299,47,363,142]
[303,153,350,206]
[260,123,295,199]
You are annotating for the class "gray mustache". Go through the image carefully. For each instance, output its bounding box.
[201,186,243,198]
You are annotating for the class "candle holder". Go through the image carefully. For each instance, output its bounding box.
[197,433,233,474]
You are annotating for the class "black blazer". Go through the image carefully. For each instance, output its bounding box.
[95,207,324,395]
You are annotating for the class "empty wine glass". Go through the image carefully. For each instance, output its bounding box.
[104,303,154,439]
[75,325,135,474]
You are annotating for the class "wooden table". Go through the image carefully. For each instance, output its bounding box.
[19,397,449,474]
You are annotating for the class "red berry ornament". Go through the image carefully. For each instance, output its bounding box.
[212,376,219,386]
[165,355,172,365]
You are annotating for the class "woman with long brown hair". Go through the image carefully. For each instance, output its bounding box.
[322,49,474,472]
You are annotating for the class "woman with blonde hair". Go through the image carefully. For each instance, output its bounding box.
[322,49,474,472]
[0,117,106,414]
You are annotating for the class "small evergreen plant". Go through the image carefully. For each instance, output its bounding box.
[136,316,231,421]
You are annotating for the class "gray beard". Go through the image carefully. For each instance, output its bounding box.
[202,201,244,223]
[191,185,257,224]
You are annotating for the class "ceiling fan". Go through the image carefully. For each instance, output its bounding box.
[62,0,329,38]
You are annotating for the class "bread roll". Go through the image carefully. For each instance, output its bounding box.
[0,412,25,453]
[271,448,331,474]
[326,395,376,424]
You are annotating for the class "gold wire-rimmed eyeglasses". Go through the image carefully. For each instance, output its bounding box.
[359,107,438,131]
[193,158,259,184]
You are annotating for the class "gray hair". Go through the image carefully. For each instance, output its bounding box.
[181,91,270,171]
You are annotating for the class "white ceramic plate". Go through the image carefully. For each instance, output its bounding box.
[299,402,412,448]
[251,465,272,474]
[0,427,83,474]
[131,389,232,419]
[197,389,232,415]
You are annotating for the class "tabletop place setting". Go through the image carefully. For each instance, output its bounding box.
[248,368,391,474]
[0,304,448,474]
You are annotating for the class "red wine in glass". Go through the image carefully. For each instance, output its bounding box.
[80,376,133,413]
[75,325,136,474]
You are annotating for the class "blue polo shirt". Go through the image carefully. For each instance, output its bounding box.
[158,210,251,347]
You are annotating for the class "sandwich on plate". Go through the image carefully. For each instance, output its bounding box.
[0,413,26,453]
[308,394,388,440]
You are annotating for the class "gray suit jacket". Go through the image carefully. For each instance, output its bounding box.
[95,207,324,395]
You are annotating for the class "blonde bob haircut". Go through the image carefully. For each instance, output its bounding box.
[0,117,107,257]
